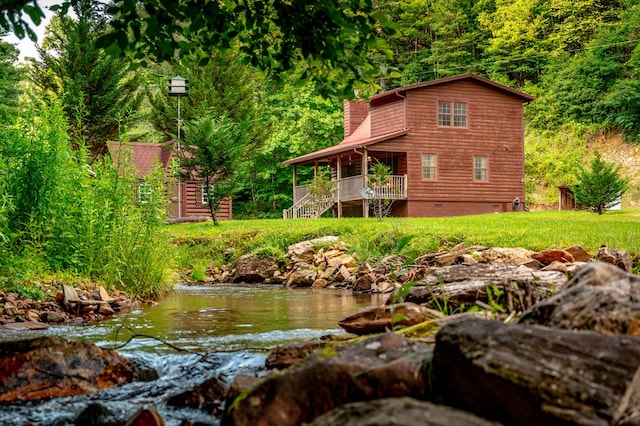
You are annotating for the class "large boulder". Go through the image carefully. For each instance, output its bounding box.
[284,263,318,288]
[404,263,566,313]
[287,236,339,263]
[337,302,443,335]
[266,340,332,370]
[232,254,280,283]
[0,336,134,402]
[518,262,640,335]
[431,316,640,426]
[166,375,227,416]
[222,332,431,426]
[308,397,500,426]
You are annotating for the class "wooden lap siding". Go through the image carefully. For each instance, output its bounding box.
[371,101,406,137]
[372,80,525,216]
[174,182,232,220]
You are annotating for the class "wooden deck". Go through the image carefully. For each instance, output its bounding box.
[284,175,407,219]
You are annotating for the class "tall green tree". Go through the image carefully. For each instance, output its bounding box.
[181,116,246,225]
[147,51,269,217]
[477,0,551,86]
[0,39,22,123]
[29,0,143,158]
[147,52,264,143]
[394,0,489,85]
[527,2,640,137]
[571,151,629,214]
[476,0,626,88]
[241,82,343,217]
[596,3,640,139]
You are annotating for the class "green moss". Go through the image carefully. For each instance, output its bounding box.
[396,319,441,339]
[317,346,339,358]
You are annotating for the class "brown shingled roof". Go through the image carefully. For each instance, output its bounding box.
[370,73,534,107]
[107,141,177,178]
[282,129,408,166]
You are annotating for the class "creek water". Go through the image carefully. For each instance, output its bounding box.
[0,284,386,426]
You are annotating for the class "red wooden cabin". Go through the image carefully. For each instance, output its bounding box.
[107,141,232,221]
[283,74,533,218]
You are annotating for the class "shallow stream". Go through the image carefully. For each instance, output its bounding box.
[0,284,386,425]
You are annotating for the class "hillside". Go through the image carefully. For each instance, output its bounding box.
[592,134,640,205]
[525,130,640,210]
[590,134,640,209]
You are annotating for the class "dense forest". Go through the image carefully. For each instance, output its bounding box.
[0,0,638,295]
[3,0,639,215]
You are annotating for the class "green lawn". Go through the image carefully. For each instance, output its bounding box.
[167,210,640,274]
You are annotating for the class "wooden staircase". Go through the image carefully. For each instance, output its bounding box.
[283,192,336,219]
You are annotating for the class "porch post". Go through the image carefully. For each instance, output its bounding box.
[362,148,369,218]
[336,155,343,218]
[287,166,297,219]
[293,166,298,202]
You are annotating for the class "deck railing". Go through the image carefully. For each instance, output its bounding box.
[338,175,367,201]
[373,175,408,200]
[284,174,407,219]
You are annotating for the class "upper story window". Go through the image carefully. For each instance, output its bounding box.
[438,101,467,128]
[422,154,437,180]
[474,156,488,181]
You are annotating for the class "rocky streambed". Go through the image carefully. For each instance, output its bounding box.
[1,237,639,425]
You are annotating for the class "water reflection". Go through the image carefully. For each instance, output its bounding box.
[0,284,387,353]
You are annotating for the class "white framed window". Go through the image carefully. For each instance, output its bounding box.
[138,182,152,204]
[201,184,214,204]
[438,102,451,126]
[422,154,437,180]
[454,102,467,127]
[474,156,488,181]
[438,101,467,128]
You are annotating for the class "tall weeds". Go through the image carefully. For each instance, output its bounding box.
[0,101,173,299]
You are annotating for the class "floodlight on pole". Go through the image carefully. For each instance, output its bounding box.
[169,75,189,218]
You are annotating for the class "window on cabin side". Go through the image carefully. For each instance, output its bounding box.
[201,184,214,204]
[138,182,152,204]
[438,101,467,128]
[474,156,488,181]
[422,154,437,179]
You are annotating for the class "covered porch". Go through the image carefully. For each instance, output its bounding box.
[283,148,408,219]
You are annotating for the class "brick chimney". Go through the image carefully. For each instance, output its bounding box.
[343,98,369,138]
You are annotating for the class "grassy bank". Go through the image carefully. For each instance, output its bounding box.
[169,210,640,278]
[4,210,637,301]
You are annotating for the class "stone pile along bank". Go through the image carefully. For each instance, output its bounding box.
[219,237,634,317]
[0,284,136,331]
